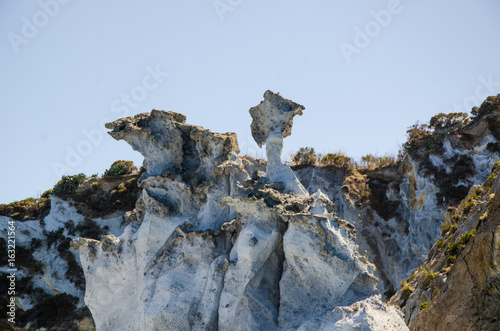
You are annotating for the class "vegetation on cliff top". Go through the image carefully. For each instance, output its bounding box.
[0,160,142,222]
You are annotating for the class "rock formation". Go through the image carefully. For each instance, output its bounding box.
[250,91,308,195]
[294,101,500,297]
[389,161,500,330]
[72,91,408,330]
[3,93,499,330]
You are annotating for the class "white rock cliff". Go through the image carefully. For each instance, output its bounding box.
[72,91,408,330]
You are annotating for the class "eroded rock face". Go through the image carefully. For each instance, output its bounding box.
[295,126,500,298]
[73,99,408,330]
[249,90,304,147]
[249,91,308,195]
[389,164,500,330]
[105,109,239,179]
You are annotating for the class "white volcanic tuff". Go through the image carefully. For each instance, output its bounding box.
[218,197,284,330]
[105,109,240,178]
[296,296,408,330]
[0,197,123,311]
[249,90,305,148]
[437,137,500,185]
[296,132,500,297]
[265,132,309,195]
[279,214,376,329]
[250,91,308,195]
[74,105,408,330]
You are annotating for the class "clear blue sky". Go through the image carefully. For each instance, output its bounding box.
[1,1,500,203]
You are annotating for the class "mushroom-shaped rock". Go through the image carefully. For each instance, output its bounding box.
[249,91,308,195]
[249,90,305,147]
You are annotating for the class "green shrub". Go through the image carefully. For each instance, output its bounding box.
[16,246,43,275]
[420,302,429,310]
[433,288,440,296]
[486,173,497,186]
[321,153,352,168]
[447,256,456,264]
[447,229,476,256]
[117,183,127,193]
[53,174,88,196]
[462,200,475,215]
[440,224,457,236]
[103,160,138,177]
[41,189,53,198]
[360,154,396,168]
[91,181,99,189]
[30,293,78,328]
[291,147,318,166]
[424,271,437,285]
[436,240,443,248]
[492,161,500,172]
[46,228,65,249]
[402,286,413,298]
[75,218,105,240]
[429,112,469,130]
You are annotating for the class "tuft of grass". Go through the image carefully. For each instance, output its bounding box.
[447,256,456,264]
[441,223,458,237]
[424,271,437,285]
[462,200,475,215]
[117,183,127,193]
[447,229,476,256]
[402,286,413,299]
[492,161,500,172]
[420,302,429,310]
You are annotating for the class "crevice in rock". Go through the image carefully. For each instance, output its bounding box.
[275,219,288,327]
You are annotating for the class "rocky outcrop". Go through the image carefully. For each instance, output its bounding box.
[0,196,127,330]
[249,90,304,148]
[250,90,308,195]
[6,92,499,330]
[390,162,500,330]
[72,93,408,330]
[294,99,500,298]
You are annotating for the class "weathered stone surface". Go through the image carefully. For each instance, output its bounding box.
[9,94,500,330]
[73,101,408,330]
[390,164,500,330]
[249,91,308,195]
[249,90,304,147]
[105,109,239,178]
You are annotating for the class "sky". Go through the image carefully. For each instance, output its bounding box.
[1,0,500,203]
